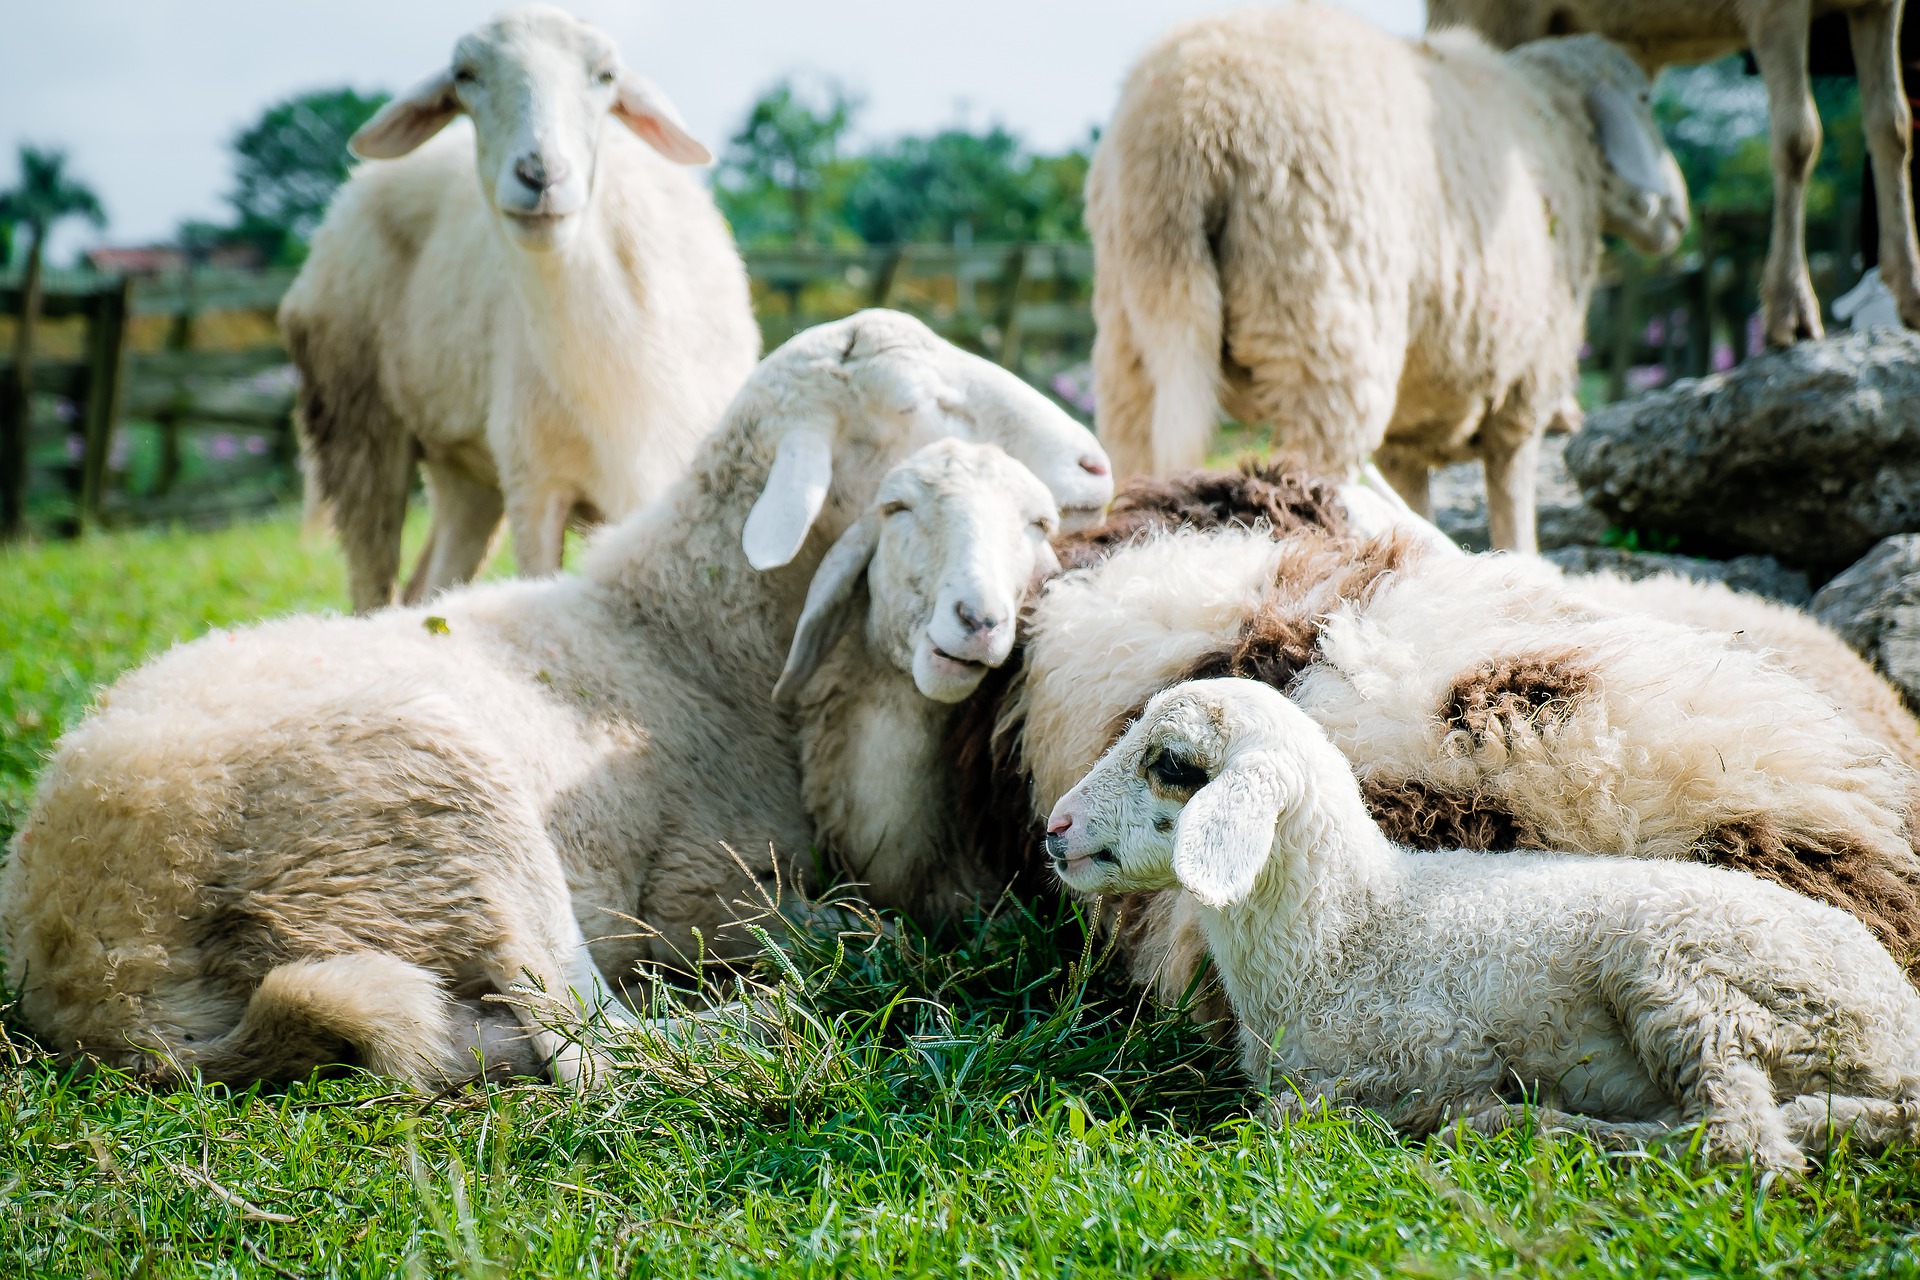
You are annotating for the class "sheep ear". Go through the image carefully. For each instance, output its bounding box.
[744,427,835,571]
[1172,755,1284,908]
[1584,83,1677,202]
[351,71,462,160]
[772,515,879,706]
[613,72,712,165]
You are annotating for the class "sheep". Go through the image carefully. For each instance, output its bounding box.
[776,438,1064,919]
[0,310,1113,1091]
[280,5,760,614]
[1047,677,1920,1169]
[956,481,1920,1020]
[1084,4,1689,551]
[1427,0,1920,347]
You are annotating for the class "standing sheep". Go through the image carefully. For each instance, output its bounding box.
[281,5,759,613]
[1086,4,1688,550]
[0,312,1113,1090]
[1048,678,1920,1169]
[1427,0,1920,346]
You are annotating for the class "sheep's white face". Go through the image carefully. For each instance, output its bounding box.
[349,4,710,254]
[1045,691,1230,897]
[1528,35,1689,256]
[1047,680,1300,909]
[867,440,1061,703]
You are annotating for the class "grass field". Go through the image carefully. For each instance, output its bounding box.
[3,510,1920,1278]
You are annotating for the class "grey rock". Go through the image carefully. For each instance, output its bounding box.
[1810,534,1920,710]
[1565,329,1920,574]
[1544,546,1813,606]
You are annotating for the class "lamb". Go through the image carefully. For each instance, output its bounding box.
[777,439,1064,919]
[0,311,1113,1091]
[1427,0,1920,347]
[280,5,760,614]
[1050,678,1920,1167]
[1084,4,1689,551]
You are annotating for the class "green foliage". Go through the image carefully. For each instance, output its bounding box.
[186,86,390,266]
[1600,525,1684,555]
[0,145,106,267]
[7,516,1920,1276]
[715,79,1092,247]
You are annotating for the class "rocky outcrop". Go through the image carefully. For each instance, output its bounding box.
[1565,330,1920,574]
[1811,535,1920,711]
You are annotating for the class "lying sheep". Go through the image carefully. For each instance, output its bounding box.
[777,439,1063,919]
[1427,0,1920,346]
[1085,4,1688,550]
[938,464,1920,1021]
[282,5,759,613]
[0,311,1113,1090]
[1048,678,1920,1169]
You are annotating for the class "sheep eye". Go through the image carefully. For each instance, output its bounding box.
[879,500,910,517]
[453,67,478,85]
[595,68,617,86]
[1030,517,1056,535]
[1146,750,1210,792]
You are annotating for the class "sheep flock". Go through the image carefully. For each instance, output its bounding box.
[9,0,1920,1177]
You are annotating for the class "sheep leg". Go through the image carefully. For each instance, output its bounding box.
[1480,426,1540,554]
[1371,445,1434,520]
[404,463,504,604]
[1849,1,1920,329]
[1090,269,1159,478]
[1778,1093,1920,1157]
[506,486,573,580]
[1750,0,1826,345]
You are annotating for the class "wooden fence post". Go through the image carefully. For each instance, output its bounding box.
[1,240,44,540]
[995,245,1029,370]
[77,276,132,532]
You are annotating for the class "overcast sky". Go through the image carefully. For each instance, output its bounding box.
[2,0,1424,262]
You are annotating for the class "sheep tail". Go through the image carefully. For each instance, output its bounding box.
[1112,169,1226,476]
[171,953,462,1091]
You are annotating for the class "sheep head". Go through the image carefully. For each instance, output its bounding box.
[1046,679,1325,909]
[773,439,1061,707]
[349,4,709,252]
[740,311,1112,575]
[1516,34,1689,256]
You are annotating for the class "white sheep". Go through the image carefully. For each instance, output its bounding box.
[1427,0,1920,346]
[0,311,1113,1090]
[1001,518,1920,1017]
[280,4,760,613]
[777,438,1063,919]
[1084,4,1689,550]
[1048,678,1920,1169]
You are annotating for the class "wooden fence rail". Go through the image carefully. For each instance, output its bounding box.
[0,230,1798,539]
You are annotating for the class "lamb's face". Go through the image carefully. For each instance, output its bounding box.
[1045,690,1232,897]
[866,440,1061,703]
[1048,679,1307,909]
[349,5,711,253]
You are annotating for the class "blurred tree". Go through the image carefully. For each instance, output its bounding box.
[0,145,106,537]
[715,77,861,246]
[845,126,1091,244]
[203,87,389,265]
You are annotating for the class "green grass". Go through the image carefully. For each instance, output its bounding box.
[4,511,1920,1277]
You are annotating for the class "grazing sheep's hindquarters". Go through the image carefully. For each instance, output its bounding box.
[283,5,759,613]
[1050,680,1920,1169]
[1086,4,1687,550]
[0,312,1112,1090]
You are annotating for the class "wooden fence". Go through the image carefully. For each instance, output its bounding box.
[0,227,1806,538]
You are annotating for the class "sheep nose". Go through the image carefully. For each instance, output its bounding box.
[1044,832,1070,861]
[1078,455,1109,477]
[514,154,570,192]
[954,600,1002,636]
[1047,813,1071,835]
